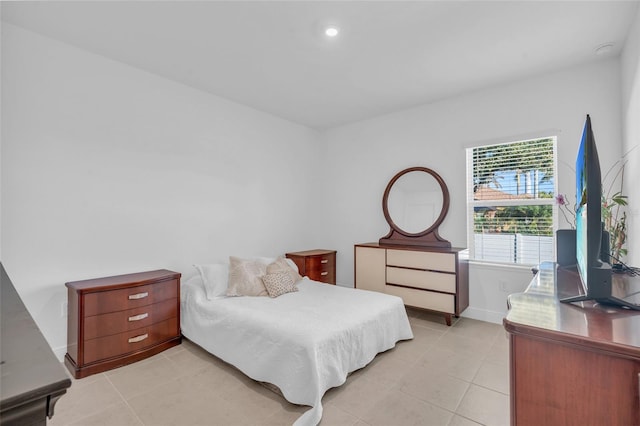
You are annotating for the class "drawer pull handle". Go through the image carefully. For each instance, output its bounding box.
[321,272,329,276]
[128,333,148,343]
[128,292,149,300]
[128,313,149,322]
[321,260,329,264]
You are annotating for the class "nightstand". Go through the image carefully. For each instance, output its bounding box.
[65,269,181,378]
[285,249,336,284]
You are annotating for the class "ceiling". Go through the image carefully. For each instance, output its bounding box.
[2,1,639,130]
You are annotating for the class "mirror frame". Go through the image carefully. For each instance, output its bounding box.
[379,166,451,248]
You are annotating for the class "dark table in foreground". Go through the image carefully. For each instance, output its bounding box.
[503,262,640,426]
[1,263,71,425]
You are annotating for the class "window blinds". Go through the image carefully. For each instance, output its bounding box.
[467,137,557,265]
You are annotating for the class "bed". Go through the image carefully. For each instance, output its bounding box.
[180,259,413,426]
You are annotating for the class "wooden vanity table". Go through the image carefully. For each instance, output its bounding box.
[355,243,468,326]
[354,166,469,325]
[504,262,640,425]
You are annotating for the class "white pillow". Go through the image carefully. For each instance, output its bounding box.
[285,258,300,273]
[253,256,300,274]
[194,263,229,300]
[255,256,277,266]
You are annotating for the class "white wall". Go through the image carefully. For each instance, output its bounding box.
[2,18,634,357]
[1,24,322,358]
[322,59,623,323]
[621,5,640,267]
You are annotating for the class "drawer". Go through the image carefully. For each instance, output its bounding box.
[386,267,456,293]
[307,254,334,270]
[387,249,456,273]
[355,246,386,293]
[83,298,178,340]
[307,253,335,283]
[84,279,178,316]
[385,284,455,314]
[83,317,179,364]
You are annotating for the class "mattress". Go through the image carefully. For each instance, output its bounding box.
[180,277,413,426]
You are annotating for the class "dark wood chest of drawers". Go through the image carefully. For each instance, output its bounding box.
[504,263,640,425]
[285,249,336,284]
[64,270,181,379]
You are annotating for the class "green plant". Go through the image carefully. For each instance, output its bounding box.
[556,150,633,262]
[602,161,628,262]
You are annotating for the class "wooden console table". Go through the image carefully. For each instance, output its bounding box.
[1,263,71,425]
[503,262,640,425]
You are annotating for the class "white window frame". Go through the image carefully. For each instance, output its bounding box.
[466,136,559,266]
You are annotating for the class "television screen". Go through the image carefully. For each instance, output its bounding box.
[575,121,589,289]
[562,115,638,310]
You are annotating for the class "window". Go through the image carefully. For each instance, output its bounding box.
[466,137,557,265]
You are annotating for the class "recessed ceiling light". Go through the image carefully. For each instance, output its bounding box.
[325,27,339,37]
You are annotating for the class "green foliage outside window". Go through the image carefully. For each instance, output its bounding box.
[473,205,553,236]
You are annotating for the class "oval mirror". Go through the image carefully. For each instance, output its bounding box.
[380,167,451,247]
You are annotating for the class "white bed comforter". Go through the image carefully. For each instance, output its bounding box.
[180,278,413,426]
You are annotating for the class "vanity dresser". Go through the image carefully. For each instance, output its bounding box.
[355,243,468,326]
[355,167,469,326]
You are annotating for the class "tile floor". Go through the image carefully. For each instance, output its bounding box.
[50,309,510,426]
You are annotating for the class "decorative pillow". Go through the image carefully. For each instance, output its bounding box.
[266,257,302,283]
[226,256,268,297]
[194,263,229,300]
[262,271,298,298]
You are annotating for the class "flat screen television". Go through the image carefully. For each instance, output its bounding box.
[561,115,639,309]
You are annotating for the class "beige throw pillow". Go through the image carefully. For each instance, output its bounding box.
[266,257,302,283]
[226,256,268,297]
[262,272,298,298]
